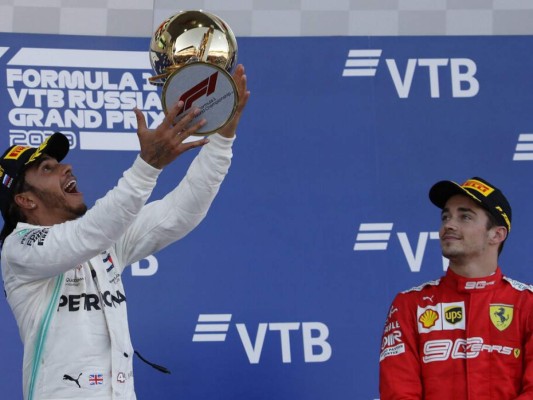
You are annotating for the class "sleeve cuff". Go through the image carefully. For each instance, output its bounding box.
[130,155,162,183]
[211,133,236,150]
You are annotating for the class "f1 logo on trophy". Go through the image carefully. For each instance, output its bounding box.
[149,10,238,135]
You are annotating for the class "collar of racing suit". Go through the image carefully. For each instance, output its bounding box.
[442,267,503,293]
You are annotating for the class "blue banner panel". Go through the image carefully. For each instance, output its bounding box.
[1,32,533,400]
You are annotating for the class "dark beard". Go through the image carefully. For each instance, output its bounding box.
[72,203,88,219]
[33,190,88,221]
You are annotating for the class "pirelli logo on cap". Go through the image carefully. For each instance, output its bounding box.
[4,146,30,160]
[462,179,494,197]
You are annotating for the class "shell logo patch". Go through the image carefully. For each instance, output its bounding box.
[417,301,466,333]
[419,309,439,329]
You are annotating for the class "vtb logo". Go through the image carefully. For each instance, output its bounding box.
[353,222,448,272]
[192,314,332,364]
[177,72,218,116]
[343,49,479,98]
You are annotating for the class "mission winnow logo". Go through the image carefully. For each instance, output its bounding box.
[192,314,332,364]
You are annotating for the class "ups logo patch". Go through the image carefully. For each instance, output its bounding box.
[444,306,463,324]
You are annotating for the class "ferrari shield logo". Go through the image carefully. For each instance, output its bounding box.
[490,304,513,331]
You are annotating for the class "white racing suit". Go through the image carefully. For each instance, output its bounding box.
[1,134,234,399]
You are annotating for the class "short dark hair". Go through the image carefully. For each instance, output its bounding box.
[0,158,46,246]
[0,171,29,246]
[484,209,506,256]
[0,132,70,225]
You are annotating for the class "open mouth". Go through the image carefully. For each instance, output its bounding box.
[64,179,79,194]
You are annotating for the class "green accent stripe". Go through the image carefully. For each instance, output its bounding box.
[28,274,63,400]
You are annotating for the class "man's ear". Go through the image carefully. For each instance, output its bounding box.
[489,226,507,245]
[14,193,37,211]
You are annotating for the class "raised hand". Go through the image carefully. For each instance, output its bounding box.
[218,64,251,138]
[134,102,209,169]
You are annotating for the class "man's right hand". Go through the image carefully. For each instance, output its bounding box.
[134,102,209,169]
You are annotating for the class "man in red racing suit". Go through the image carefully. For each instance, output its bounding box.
[380,177,533,400]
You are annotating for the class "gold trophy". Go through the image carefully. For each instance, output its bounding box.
[149,10,238,135]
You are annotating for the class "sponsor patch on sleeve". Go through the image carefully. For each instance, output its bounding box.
[380,343,405,361]
[380,304,405,361]
[19,228,49,246]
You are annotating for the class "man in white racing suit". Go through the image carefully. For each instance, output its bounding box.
[0,65,249,400]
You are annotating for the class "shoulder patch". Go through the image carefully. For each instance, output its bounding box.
[401,278,441,294]
[503,277,533,293]
[18,228,50,246]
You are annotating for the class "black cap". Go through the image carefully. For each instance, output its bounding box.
[0,132,70,220]
[429,177,512,232]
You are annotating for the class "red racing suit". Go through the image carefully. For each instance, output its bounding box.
[379,267,533,399]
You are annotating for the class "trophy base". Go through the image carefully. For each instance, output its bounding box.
[161,62,238,136]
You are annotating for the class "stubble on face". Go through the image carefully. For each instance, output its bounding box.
[33,188,88,221]
[20,156,87,224]
[439,196,491,264]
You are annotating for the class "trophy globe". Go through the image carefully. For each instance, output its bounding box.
[149,10,239,135]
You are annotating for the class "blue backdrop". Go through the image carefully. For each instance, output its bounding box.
[1,32,533,399]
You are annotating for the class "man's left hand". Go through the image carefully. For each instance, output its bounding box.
[217,64,251,139]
